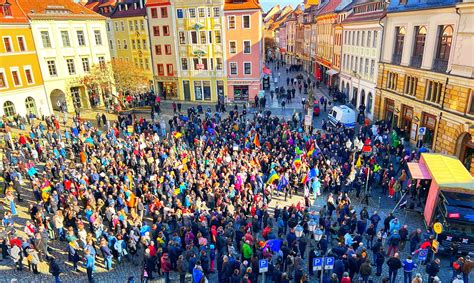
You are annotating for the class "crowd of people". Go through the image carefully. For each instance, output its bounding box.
[1,63,473,283]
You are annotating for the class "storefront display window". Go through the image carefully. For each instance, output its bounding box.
[234,85,249,101]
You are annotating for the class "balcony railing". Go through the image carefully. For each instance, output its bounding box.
[392,53,402,65]
[410,55,423,68]
[432,58,448,73]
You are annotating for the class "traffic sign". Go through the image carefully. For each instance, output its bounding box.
[324,257,334,270]
[259,259,268,273]
[418,249,428,261]
[433,222,443,234]
[418,127,426,136]
[313,257,323,271]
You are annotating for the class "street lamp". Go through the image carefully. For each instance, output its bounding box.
[295,224,304,238]
[314,227,324,242]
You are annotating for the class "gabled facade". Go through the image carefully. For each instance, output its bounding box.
[17,0,112,111]
[146,0,178,99]
[376,0,474,173]
[224,0,262,102]
[0,0,50,117]
[110,0,153,87]
[84,0,118,58]
[339,0,385,120]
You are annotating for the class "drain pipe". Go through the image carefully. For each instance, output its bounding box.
[376,14,386,120]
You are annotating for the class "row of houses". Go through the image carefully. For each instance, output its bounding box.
[0,0,263,118]
[85,0,263,104]
[270,0,474,173]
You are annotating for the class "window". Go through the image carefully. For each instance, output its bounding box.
[24,68,34,84]
[244,62,251,75]
[139,59,143,69]
[190,31,197,44]
[25,97,36,115]
[160,7,168,18]
[82,57,90,72]
[109,40,113,50]
[216,58,223,70]
[403,75,418,96]
[425,80,443,104]
[370,59,375,78]
[117,40,121,49]
[198,8,205,18]
[163,26,170,36]
[469,92,474,115]
[134,20,138,31]
[181,58,188,70]
[200,31,206,44]
[179,32,186,44]
[228,16,236,29]
[142,39,147,49]
[151,8,158,18]
[188,8,196,18]
[61,31,70,47]
[361,31,365,47]
[123,40,127,49]
[367,31,371,47]
[177,9,183,19]
[66,58,76,75]
[193,58,199,70]
[47,60,57,76]
[393,27,405,64]
[0,71,6,88]
[214,30,221,44]
[201,58,208,70]
[208,31,212,44]
[229,41,236,54]
[165,44,171,55]
[129,21,133,31]
[41,31,51,48]
[433,25,453,72]
[373,30,378,48]
[242,15,250,29]
[213,7,220,17]
[98,56,105,69]
[71,87,81,108]
[121,21,125,31]
[3,37,12,52]
[230,62,237,75]
[140,20,144,31]
[386,71,398,91]
[364,58,369,75]
[2,4,12,16]
[153,26,160,36]
[157,64,164,76]
[132,39,136,49]
[359,57,363,74]
[77,30,86,46]
[94,30,102,45]
[167,64,173,76]
[411,26,426,68]
[155,45,162,55]
[17,36,26,51]
[3,101,15,117]
[115,22,118,32]
[356,31,360,46]
[11,69,21,86]
[243,40,251,54]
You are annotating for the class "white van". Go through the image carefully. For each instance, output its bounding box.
[327,105,356,128]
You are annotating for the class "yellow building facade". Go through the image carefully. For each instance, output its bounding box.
[110,0,153,87]
[174,0,227,102]
[0,0,50,117]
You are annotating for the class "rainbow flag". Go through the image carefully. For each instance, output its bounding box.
[173,132,183,139]
[266,170,280,184]
[254,133,260,147]
[301,173,308,184]
[293,156,302,169]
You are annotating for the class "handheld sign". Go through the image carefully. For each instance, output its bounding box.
[433,222,443,235]
[418,249,428,261]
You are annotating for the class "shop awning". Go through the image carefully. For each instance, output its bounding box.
[421,153,474,190]
[326,69,338,76]
[407,162,431,180]
[280,48,286,54]
[263,67,272,75]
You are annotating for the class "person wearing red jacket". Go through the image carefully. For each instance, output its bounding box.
[160,253,172,283]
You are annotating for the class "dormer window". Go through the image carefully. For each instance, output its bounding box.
[133,3,137,10]
[2,1,12,17]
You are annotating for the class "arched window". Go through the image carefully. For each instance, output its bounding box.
[393,26,405,64]
[434,25,453,72]
[360,89,366,108]
[412,26,427,67]
[3,101,16,117]
[25,97,37,115]
[367,92,373,114]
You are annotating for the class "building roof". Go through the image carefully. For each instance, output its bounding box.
[334,0,353,13]
[0,0,29,23]
[224,0,261,11]
[110,0,145,18]
[387,0,459,13]
[17,0,104,20]
[83,0,117,17]
[342,9,385,23]
[317,0,343,16]
[146,0,170,6]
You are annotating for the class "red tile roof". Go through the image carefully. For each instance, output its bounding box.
[17,0,104,20]
[318,0,343,16]
[343,10,386,24]
[0,0,29,23]
[224,0,261,11]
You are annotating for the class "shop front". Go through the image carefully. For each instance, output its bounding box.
[421,112,437,149]
[227,80,260,102]
[401,105,414,141]
[384,98,398,129]
[156,77,178,100]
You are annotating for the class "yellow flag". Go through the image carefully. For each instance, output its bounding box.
[355,155,362,169]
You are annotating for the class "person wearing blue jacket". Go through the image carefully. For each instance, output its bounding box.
[84,249,95,283]
[402,255,418,283]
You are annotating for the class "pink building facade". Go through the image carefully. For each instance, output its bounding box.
[224,0,263,102]
[278,25,287,61]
